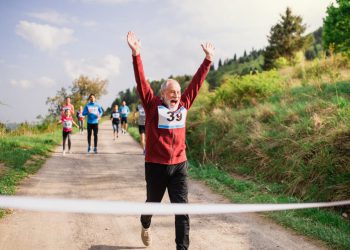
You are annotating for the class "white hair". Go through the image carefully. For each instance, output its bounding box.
[160,79,180,96]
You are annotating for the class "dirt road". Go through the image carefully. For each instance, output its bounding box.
[0,122,327,250]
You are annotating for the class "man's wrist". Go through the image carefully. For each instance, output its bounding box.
[132,50,140,56]
[205,54,213,61]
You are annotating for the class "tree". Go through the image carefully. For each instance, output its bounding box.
[218,59,223,68]
[243,50,247,58]
[263,7,307,69]
[70,75,108,109]
[46,87,68,116]
[323,0,350,54]
[233,54,237,62]
[46,75,108,117]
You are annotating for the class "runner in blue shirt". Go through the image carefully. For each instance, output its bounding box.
[119,100,130,134]
[83,93,103,153]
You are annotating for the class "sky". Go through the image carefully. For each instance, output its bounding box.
[0,0,335,123]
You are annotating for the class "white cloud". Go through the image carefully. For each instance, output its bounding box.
[64,54,121,79]
[38,76,55,87]
[28,10,97,27]
[10,79,31,89]
[170,0,333,33]
[28,10,72,25]
[16,21,75,51]
[10,76,55,89]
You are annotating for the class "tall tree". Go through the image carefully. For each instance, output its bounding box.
[323,0,350,54]
[243,50,247,58]
[70,75,108,109]
[46,75,108,117]
[263,7,307,69]
[46,87,68,117]
[218,59,223,68]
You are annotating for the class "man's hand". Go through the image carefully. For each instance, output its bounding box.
[127,31,141,56]
[201,42,215,61]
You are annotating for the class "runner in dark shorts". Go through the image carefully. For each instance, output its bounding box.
[136,103,146,154]
[119,101,130,134]
[110,104,121,140]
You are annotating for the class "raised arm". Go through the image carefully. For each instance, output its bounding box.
[201,42,215,62]
[127,31,141,56]
[127,31,154,107]
[181,42,215,109]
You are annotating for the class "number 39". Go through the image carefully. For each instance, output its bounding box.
[166,112,182,122]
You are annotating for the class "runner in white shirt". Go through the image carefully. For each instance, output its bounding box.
[110,105,121,140]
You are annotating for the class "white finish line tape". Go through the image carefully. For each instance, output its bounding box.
[0,196,349,215]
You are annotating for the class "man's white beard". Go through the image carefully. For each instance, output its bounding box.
[164,98,179,111]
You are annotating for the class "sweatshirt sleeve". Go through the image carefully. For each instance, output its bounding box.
[82,105,88,116]
[132,55,154,108]
[181,58,211,109]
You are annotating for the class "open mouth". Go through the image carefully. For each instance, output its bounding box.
[170,100,177,105]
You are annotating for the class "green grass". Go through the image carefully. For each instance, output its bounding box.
[0,130,61,217]
[188,161,350,250]
[128,125,140,142]
[187,81,350,202]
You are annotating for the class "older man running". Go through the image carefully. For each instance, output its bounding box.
[127,31,214,250]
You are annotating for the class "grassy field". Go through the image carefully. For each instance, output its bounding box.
[187,81,350,202]
[188,161,350,250]
[0,130,61,217]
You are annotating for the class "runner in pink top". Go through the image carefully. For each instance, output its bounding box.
[61,97,75,117]
[127,31,214,250]
[58,109,79,155]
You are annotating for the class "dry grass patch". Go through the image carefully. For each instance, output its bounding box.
[256,103,276,123]
[24,155,46,168]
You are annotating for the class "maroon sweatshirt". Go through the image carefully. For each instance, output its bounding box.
[132,54,211,165]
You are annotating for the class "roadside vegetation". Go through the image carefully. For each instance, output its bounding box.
[0,122,61,218]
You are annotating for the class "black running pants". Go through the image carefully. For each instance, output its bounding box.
[140,161,189,250]
[87,123,98,148]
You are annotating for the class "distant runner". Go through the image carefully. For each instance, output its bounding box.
[119,101,130,134]
[110,104,121,140]
[61,97,75,117]
[127,31,214,250]
[58,109,79,155]
[76,106,85,134]
[83,94,103,153]
[135,103,146,154]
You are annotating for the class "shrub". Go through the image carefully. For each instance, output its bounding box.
[274,57,289,69]
[212,70,284,107]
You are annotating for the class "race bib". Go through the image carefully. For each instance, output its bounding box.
[63,120,72,129]
[139,109,145,117]
[88,107,98,115]
[121,107,128,114]
[112,113,120,119]
[158,106,187,129]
